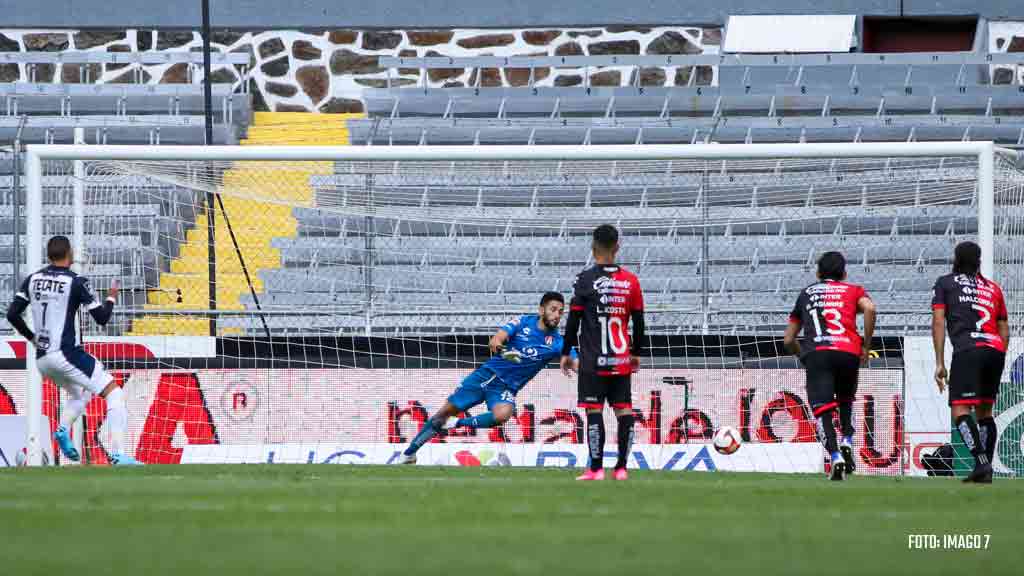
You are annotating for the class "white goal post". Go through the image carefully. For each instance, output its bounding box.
[17,141,1021,469]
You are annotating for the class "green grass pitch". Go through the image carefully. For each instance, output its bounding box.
[1,465,1020,575]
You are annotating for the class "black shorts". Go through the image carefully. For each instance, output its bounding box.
[803,350,860,417]
[949,347,1005,407]
[578,372,631,410]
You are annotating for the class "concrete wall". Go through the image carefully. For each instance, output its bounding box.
[2,0,1021,29]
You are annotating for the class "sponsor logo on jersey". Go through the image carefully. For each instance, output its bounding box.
[593,276,632,291]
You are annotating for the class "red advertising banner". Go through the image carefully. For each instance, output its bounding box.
[0,366,904,474]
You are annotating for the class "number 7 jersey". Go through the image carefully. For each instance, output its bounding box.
[931,273,1008,354]
[568,264,644,376]
[789,280,868,357]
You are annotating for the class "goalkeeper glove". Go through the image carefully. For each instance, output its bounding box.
[501,348,523,363]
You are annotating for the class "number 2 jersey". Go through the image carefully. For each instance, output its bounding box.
[789,280,868,358]
[931,273,1008,354]
[8,265,113,358]
[562,264,645,376]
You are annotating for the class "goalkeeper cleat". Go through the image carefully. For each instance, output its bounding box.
[613,468,629,481]
[397,453,417,465]
[53,426,79,462]
[963,461,992,484]
[576,469,605,481]
[110,453,143,466]
[840,438,856,474]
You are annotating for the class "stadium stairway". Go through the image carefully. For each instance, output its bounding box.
[130,111,363,335]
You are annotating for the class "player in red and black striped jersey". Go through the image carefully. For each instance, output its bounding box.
[561,224,645,481]
[931,241,1010,483]
[784,251,875,481]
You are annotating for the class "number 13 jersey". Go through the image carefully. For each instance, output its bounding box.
[789,280,867,358]
[569,264,644,376]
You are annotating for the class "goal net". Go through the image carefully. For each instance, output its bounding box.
[10,143,1024,476]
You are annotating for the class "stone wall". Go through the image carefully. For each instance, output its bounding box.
[0,29,249,88]
[0,26,721,113]
[7,22,1018,113]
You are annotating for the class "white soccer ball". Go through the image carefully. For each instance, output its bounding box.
[713,426,742,455]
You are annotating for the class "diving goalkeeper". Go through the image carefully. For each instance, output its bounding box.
[399,291,575,463]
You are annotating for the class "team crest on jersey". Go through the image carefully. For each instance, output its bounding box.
[545,335,553,346]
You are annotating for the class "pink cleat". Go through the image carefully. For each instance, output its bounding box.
[576,468,605,481]
[613,468,628,481]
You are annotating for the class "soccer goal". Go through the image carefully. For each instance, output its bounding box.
[12,142,1024,475]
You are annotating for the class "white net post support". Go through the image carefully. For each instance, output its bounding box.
[19,141,1020,469]
[70,127,87,463]
[978,142,995,277]
[23,149,43,465]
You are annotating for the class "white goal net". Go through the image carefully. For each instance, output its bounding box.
[9,143,1024,475]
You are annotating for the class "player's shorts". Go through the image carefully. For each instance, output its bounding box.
[578,372,631,410]
[448,367,517,412]
[802,350,860,416]
[37,347,113,395]
[949,347,1005,407]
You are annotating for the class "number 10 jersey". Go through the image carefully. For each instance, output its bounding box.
[568,264,644,376]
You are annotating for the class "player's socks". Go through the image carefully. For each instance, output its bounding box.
[615,413,634,470]
[838,401,855,439]
[104,386,128,457]
[455,412,497,429]
[954,414,988,466]
[403,416,446,456]
[955,414,992,483]
[814,409,840,457]
[978,417,997,463]
[585,411,605,472]
[59,388,90,432]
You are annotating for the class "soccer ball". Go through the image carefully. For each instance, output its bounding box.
[713,426,742,455]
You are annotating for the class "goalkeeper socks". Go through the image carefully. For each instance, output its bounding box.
[104,386,127,456]
[615,413,634,469]
[403,416,445,456]
[586,411,605,472]
[456,412,498,429]
[955,414,988,466]
[838,401,854,439]
[815,410,839,455]
[60,388,91,431]
[978,417,997,463]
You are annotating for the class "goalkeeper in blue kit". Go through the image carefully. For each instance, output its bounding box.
[399,292,575,464]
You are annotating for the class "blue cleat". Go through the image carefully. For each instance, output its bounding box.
[110,453,143,466]
[53,426,79,462]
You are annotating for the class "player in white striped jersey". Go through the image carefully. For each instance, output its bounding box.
[5,236,140,465]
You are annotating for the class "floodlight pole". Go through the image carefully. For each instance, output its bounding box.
[201,0,217,336]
